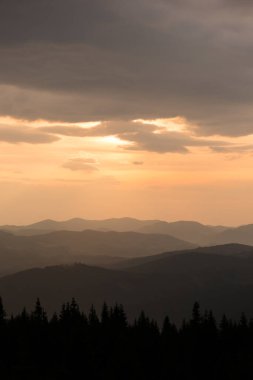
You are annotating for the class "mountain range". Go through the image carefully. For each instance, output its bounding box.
[3,217,253,246]
[0,229,194,276]
[0,243,253,323]
[1,217,253,323]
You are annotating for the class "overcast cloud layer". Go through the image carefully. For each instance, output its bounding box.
[0,0,253,137]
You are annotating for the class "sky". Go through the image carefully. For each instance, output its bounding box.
[1,0,253,226]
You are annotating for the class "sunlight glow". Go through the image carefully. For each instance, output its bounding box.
[133,117,190,132]
[100,136,130,146]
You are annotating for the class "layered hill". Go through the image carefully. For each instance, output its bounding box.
[210,224,253,246]
[0,217,158,235]
[0,218,228,244]
[1,244,253,323]
[138,220,228,245]
[114,243,253,270]
[0,229,194,276]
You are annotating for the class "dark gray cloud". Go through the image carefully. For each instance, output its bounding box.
[0,0,253,136]
[0,125,59,144]
[211,145,253,154]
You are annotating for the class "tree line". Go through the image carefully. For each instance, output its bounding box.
[0,298,253,379]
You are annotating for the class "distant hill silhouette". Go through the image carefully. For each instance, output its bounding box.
[0,230,194,276]
[0,217,159,235]
[1,218,232,246]
[138,220,228,245]
[1,244,253,323]
[210,224,253,246]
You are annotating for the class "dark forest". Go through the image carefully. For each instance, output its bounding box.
[0,297,253,379]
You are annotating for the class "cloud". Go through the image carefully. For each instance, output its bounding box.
[0,1,252,136]
[211,145,253,154]
[133,161,144,165]
[39,120,155,137]
[119,130,229,154]
[0,125,59,144]
[0,117,247,154]
[40,120,230,153]
[62,158,99,172]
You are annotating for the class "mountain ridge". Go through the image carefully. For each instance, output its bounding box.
[1,243,253,323]
[0,218,230,244]
[0,229,195,276]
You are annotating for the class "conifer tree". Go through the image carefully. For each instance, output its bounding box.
[88,304,100,328]
[31,298,47,323]
[0,297,6,325]
[101,302,110,327]
[220,314,230,332]
[239,312,248,329]
[162,316,177,339]
[191,302,201,327]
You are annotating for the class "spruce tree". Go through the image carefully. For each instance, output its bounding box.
[31,298,47,323]
[0,297,6,325]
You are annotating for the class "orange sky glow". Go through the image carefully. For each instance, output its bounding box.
[1,115,253,226]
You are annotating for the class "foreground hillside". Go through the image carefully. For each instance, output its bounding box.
[1,244,253,323]
[0,230,194,276]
